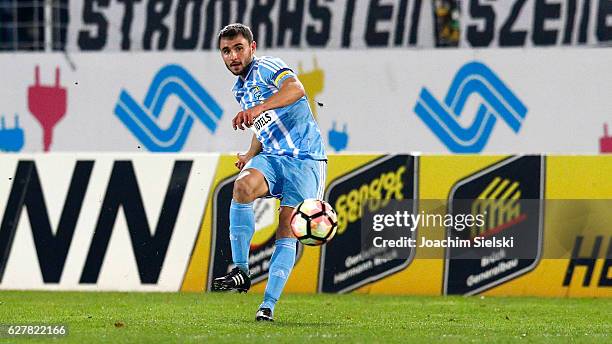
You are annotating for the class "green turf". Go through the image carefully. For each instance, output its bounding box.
[0,291,609,343]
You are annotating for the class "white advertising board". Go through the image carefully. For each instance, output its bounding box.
[0,48,610,154]
[0,154,217,291]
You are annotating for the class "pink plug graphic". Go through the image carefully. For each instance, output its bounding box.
[28,66,67,152]
[601,123,612,153]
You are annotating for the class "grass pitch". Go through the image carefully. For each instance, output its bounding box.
[0,291,609,343]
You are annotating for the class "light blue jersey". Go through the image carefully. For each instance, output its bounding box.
[232,56,326,161]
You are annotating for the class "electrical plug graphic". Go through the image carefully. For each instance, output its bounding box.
[0,114,25,152]
[328,121,349,152]
[601,123,612,153]
[297,57,324,121]
[28,66,67,151]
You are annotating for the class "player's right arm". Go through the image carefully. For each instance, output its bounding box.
[235,134,262,170]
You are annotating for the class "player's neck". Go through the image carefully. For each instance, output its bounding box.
[240,57,256,80]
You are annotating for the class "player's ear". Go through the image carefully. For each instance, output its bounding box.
[251,40,257,52]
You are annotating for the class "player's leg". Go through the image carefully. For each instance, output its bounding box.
[256,158,326,321]
[228,168,269,274]
[213,155,278,292]
[256,207,296,321]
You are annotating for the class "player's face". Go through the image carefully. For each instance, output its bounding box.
[220,35,256,76]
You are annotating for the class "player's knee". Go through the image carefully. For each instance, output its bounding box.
[233,178,258,203]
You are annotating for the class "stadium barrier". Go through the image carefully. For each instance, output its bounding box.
[65,0,610,51]
[0,154,610,297]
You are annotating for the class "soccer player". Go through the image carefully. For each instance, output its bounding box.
[212,23,327,322]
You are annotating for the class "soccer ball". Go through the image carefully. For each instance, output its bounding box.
[290,199,338,246]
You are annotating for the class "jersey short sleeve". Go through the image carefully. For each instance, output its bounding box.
[257,56,297,88]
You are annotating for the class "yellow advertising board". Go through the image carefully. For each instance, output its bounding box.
[182,155,611,297]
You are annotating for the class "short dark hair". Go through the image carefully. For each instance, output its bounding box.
[218,23,253,47]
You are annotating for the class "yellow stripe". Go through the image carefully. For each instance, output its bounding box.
[274,70,292,86]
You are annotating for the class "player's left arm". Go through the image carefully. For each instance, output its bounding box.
[232,77,305,130]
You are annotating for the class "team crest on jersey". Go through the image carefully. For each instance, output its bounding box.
[253,86,262,100]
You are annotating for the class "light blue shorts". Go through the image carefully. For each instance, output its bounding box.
[244,154,327,207]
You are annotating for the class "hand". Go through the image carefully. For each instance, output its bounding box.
[232,105,264,130]
[235,152,254,170]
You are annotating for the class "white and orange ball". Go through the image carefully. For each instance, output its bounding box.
[290,199,338,246]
